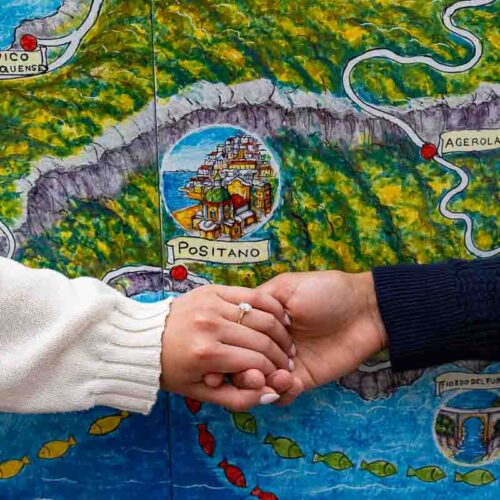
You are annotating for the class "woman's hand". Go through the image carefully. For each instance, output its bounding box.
[159,284,295,411]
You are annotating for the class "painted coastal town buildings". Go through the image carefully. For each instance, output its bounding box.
[175,133,276,240]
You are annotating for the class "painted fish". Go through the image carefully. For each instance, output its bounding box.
[184,397,202,415]
[407,465,446,482]
[360,460,397,477]
[455,469,495,486]
[88,411,130,436]
[38,435,77,459]
[197,423,216,457]
[264,434,304,459]
[0,456,30,480]
[251,486,279,500]
[231,412,257,435]
[313,451,353,471]
[218,459,247,488]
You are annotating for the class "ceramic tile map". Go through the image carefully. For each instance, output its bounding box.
[0,0,498,498]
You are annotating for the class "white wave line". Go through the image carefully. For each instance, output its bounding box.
[128,446,166,454]
[41,477,78,484]
[173,483,228,490]
[308,483,397,494]
[341,412,367,421]
[257,468,300,477]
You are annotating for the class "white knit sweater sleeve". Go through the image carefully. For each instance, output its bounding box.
[0,257,171,416]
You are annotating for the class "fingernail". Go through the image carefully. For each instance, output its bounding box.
[260,393,280,405]
[289,343,297,357]
[284,312,292,326]
[288,358,295,372]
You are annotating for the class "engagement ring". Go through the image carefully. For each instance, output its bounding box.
[237,302,252,324]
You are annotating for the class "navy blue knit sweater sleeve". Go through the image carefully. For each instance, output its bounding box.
[372,257,500,372]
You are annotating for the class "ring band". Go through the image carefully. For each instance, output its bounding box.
[237,302,252,324]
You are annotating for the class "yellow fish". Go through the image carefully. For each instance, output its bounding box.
[88,411,130,436]
[38,436,77,459]
[0,456,30,480]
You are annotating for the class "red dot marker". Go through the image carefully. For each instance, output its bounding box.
[170,265,188,281]
[421,143,438,160]
[20,34,38,52]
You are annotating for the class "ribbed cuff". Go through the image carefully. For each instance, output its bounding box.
[373,258,500,372]
[90,296,173,415]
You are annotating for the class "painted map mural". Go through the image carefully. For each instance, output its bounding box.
[0,0,498,498]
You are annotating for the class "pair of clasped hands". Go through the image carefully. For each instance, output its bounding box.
[160,270,388,410]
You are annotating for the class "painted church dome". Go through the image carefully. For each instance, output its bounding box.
[205,187,230,203]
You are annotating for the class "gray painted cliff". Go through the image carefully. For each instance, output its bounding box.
[13,79,499,241]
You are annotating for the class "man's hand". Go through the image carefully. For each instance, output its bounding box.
[240,271,387,404]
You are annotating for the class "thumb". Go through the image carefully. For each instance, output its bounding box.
[189,383,280,412]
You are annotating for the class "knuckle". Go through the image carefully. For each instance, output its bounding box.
[193,313,216,330]
[192,342,215,361]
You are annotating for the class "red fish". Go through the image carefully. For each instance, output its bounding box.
[251,486,279,500]
[218,459,247,488]
[184,397,202,415]
[197,423,216,457]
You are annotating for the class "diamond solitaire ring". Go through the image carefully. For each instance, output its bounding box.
[237,302,252,324]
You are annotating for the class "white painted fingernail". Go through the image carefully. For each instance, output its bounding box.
[288,358,295,372]
[285,313,292,326]
[260,393,280,405]
[289,343,297,357]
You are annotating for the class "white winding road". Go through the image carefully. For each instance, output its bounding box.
[342,0,499,258]
[0,0,104,80]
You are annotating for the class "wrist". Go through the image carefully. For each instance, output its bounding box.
[354,271,388,350]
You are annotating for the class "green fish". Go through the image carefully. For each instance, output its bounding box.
[360,460,397,477]
[407,465,446,483]
[263,434,304,459]
[455,469,495,486]
[231,412,257,435]
[313,451,353,471]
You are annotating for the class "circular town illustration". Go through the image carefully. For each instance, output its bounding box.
[162,126,280,241]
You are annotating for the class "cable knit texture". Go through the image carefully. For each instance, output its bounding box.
[0,257,171,415]
[373,257,500,371]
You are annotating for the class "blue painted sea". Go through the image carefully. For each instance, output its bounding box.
[162,170,199,213]
[0,0,63,50]
[169,366,500,499]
